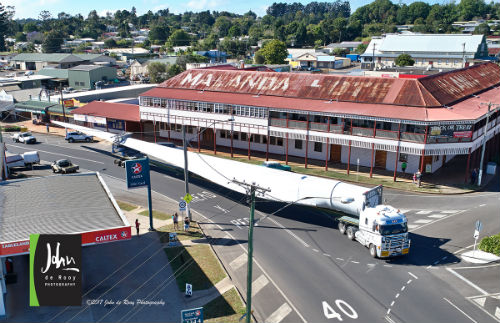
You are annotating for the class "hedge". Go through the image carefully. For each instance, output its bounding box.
[478,233,500,256]
[2,126,21,132]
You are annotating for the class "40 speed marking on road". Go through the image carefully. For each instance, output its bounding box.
[322,300,358,321]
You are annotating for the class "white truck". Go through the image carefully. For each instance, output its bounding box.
[320,183,410,258]
[12,132,37,144]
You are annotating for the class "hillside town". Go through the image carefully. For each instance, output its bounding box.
[0,1,499,323]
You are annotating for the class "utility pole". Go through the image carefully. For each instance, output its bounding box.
[478,102,500,186]
[462,42,466,68]
[0,132,5,181]
[232,179,270,323]
[182,124,192,221]
[372,43,376,71]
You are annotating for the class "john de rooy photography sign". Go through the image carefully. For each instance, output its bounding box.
[30,234,82,306]
[429,124,473,139]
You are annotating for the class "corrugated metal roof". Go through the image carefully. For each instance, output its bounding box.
[71,101,140,122]
[378,34,485,53]
[157,62,500,108]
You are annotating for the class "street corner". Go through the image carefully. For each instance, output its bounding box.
[461,250,500,264]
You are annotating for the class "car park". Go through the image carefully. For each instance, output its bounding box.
[12,132,36,144]
[51,159,79,173]
[65,131,93,143]
[261,161,292,171]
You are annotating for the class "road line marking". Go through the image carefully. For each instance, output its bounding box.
[414,219,433,224]
[399,209,410,214]
[401,286,406,291]
[385,315,395,323]
[312,249,319,253]
[454,263,500,270]
[412,209,468,232]
[390,301,395,307]
[443,298,478,323]
[386,308,391,315]
[351,261,360,264]
[323,253,331,257]
[408,224,420,229]
[266,217,310,248]
[407,279,412,284]
[408,272,418,280]
[495,307,500,319]
[453,244,475,255]
[479,204,486,207]
[384,264,392,267]
[428,214,448,219]
[229,254,247,270]
[367,263,376,267]
[336,257,344,261]
[446,268,488,295]
[416,210,432,214]
[441,210,460,214]
[395,293,400,298]
[473,297,486,307]
[6,144,105,164]
[251,275,269,297]
[266,303,292,323]
[195,213,307,323]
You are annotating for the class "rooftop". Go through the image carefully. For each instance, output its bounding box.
[69,64,110,71]
[11,53,85,63]
[71,101,140,122]
[377,34,485,53]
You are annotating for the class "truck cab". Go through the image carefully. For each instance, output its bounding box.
[338,204,410,258]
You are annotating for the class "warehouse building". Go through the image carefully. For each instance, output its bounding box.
[137,63,500,180]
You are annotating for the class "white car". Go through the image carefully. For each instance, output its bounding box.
[65,131,93,143]
[12,132,36,144]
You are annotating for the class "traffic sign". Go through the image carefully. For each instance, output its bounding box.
[185,283,192,297]
[184,193,193,204]
[181,307,203,323]
[475,220,482,232]
[179,200,187,211]
[125,158,150,189]
[474,230,479,239]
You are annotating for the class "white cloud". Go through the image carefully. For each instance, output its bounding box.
[186,0,223,11]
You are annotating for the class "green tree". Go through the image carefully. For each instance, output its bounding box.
[42,30,64,53]
[257,39,288,64]
[213,16,232,37]
[458,0,486,21]
[23,21,38,33]
[167,29,191,46]
[104,38,117,48]
[148,62,168,83]
[167,64,183,78]
[474,22,491,36]
[149,24,170,44]
[254,51,265,64]
[0,3,14,51]
[15,31,26,42]
[395,54,415,67]
[356,43,368,54]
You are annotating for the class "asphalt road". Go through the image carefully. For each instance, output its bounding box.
[5,132,499,323]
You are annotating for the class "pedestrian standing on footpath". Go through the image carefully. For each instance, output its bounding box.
[401,161,407,173]
[184,216,190,232]
[46,123,50,133]
[135,219,140,236]
[172,212,179,231]
[416,171,422,187]
[412,172,416,184]
[470,168,477,185]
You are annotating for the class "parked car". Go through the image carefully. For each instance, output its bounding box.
[24,71,34,76]
[51,159,79,173]
[65,131,93,143]
[112,144,146,167]
[12,132,36,144]
[261,161,292,171]
[5,72,15,78]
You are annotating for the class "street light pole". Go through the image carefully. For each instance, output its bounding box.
[182,124,192,221]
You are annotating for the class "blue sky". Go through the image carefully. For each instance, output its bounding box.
[3,0,453,20]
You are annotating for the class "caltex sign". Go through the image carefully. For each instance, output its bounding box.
[125,158,150,189]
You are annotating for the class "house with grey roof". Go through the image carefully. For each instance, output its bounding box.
[361,34,488,70]
[11,53,86,71]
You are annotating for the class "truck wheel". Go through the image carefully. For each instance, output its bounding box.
[346,227,355,241]
[68,138,74,143]
[338,222,346,235]
[369,244,378,258]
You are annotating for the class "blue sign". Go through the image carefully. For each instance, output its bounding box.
[181,307,203,323]
[125,158,150,189]
[179,200,187,211]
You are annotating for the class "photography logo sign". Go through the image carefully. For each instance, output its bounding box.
[30,234,82,306]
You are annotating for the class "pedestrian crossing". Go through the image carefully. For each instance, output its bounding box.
[401,209,464,231]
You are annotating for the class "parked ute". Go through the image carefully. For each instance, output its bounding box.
[51,159,79,174]
[12,132,36,144]
[261,161,292,171]
[65,131,93,143]
[112,144,146,167]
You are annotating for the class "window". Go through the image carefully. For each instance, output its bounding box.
[241,132,247,141]
[232,132,238,140]
[254,135,261,143]
[277,138,283,146]
[434,155,440,162]
[314,142,322,152]
[294,140,303,150]
[399,153,408,162]
[220,131,226,138]
[262,136,267,144]
[270,136,276,145]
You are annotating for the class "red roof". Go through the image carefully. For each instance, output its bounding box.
[158,63,500,108]
[140,86,499,122]
[488,48,500,55]
[71,101,140,122]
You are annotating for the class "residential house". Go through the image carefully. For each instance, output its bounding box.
[195,50,227,64]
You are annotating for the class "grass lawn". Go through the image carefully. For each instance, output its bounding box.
[138,209,171,220]
[204,288,247,323]
[164,244,226,292]
[157,220,204,242]
[116,200,138,212]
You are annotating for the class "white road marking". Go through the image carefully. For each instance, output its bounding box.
[408,224,420,229]
[384,264,392,267]
[336,257,344,261]
[408,272,418,280]
[473,297,486,307]
[414,219,433,224]
[441,210,460,214]
[312,249,319,253]
[390,301,395,306]
[266,303,292,323]
[495,307,500,319]
[416,210,433,215]
[6,144,105,164]
[229,254,247,270]
[407,279,412,284]
[428,214,448,219]
[453,263,500,270]
[386,308,391,315]
[401,286,406,291]
[351,261,360,264]
[479,204,486,207]
[446,268,488,295]
[453,244,475,255]
[385,315,395,323]
[251,275,269,297]
[266,216,310,248]
[443,298,478,323]
[395,293,400,298]
[323,253,331,257]
[412,209,468,232]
